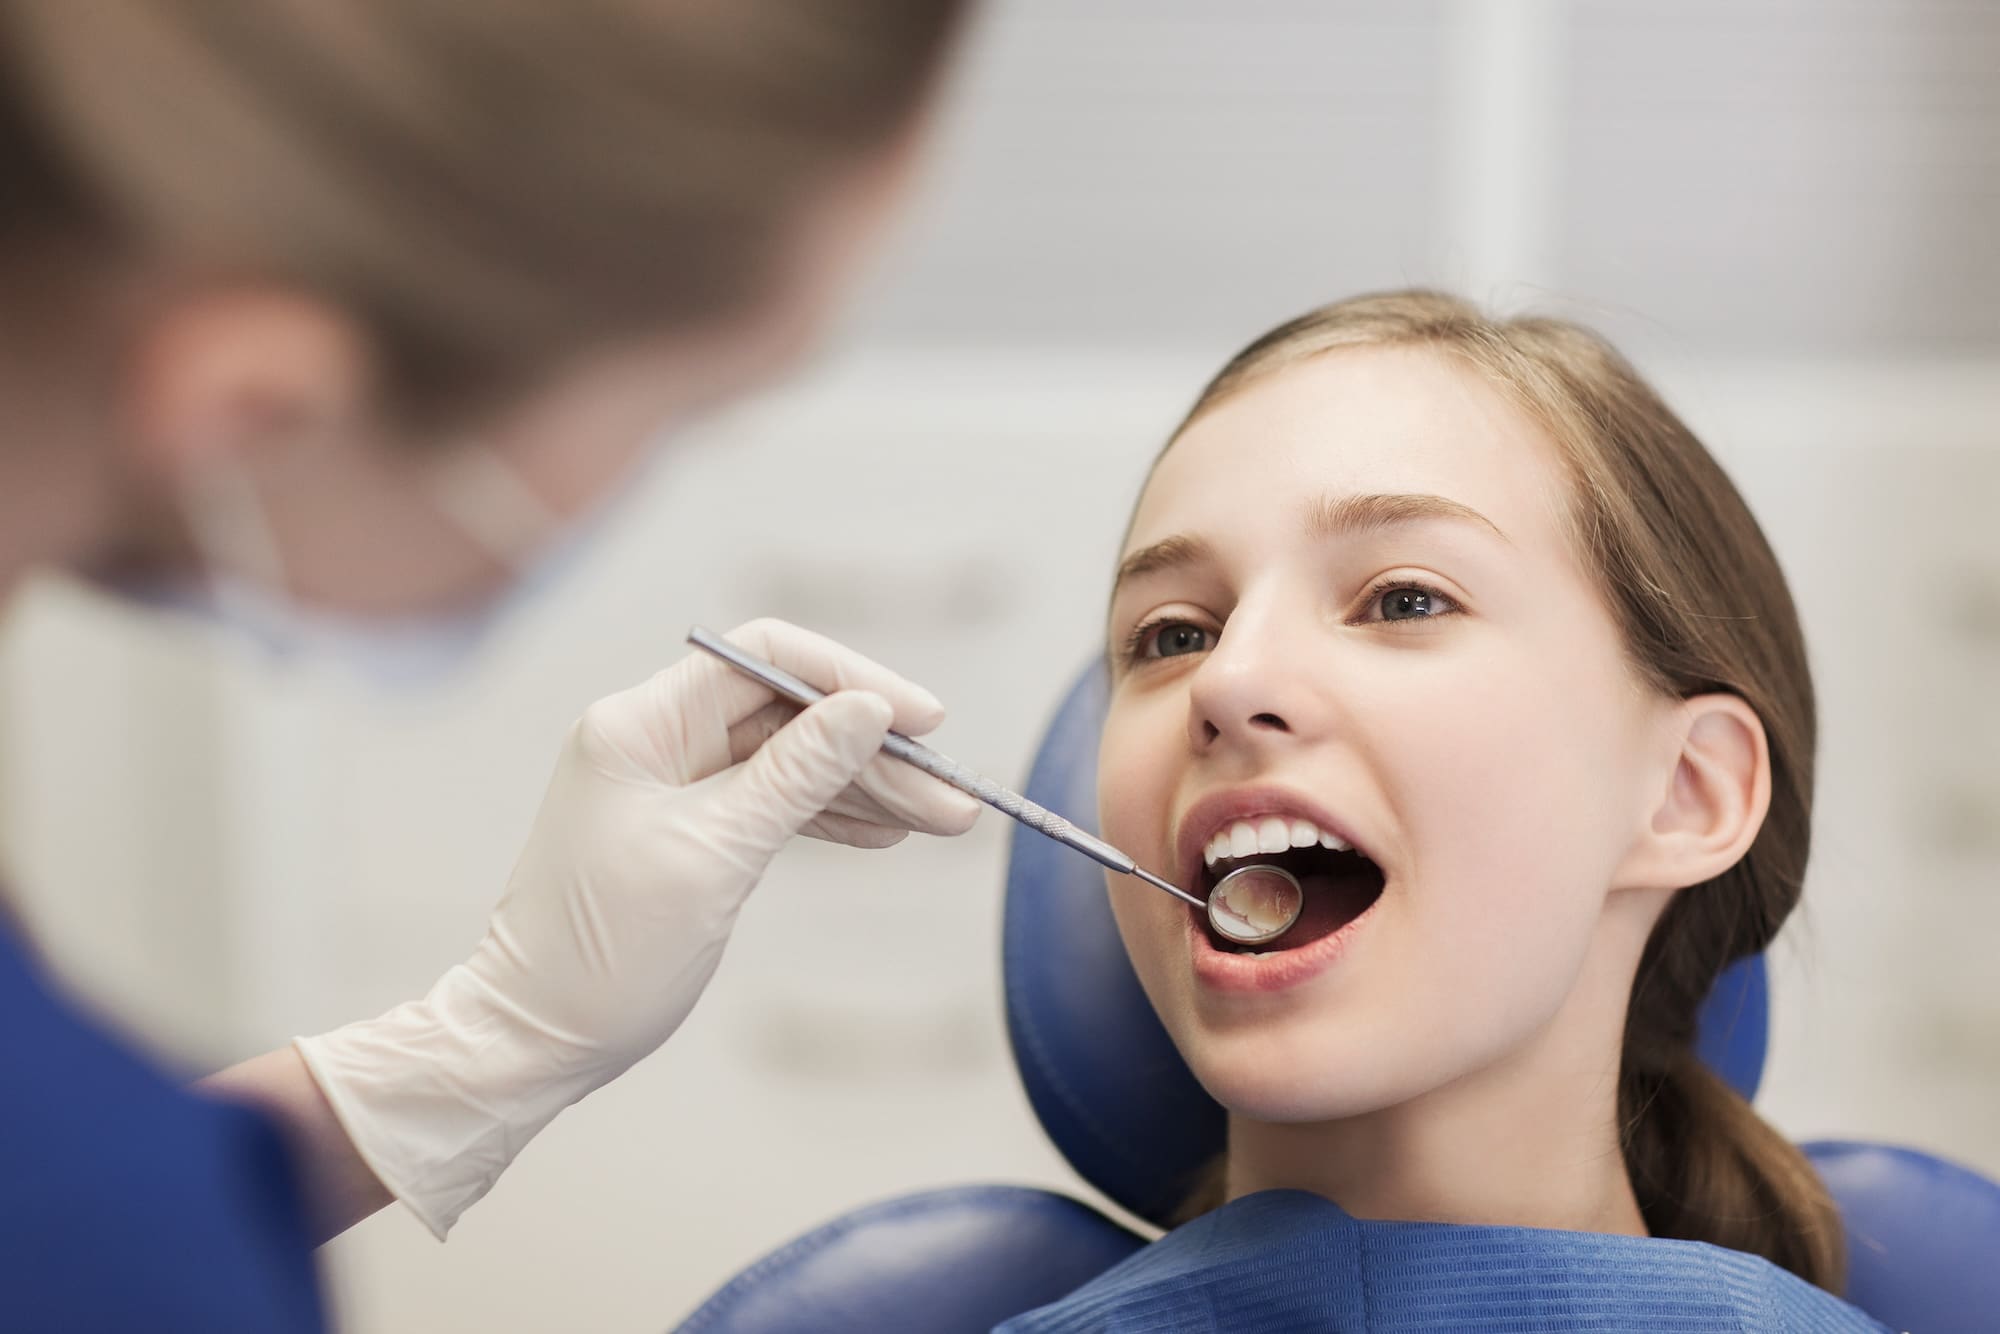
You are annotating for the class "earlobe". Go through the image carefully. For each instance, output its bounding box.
[1627,694,1772,893]
[119,285,373,479]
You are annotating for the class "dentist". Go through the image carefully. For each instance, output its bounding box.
[0,4,976,1329]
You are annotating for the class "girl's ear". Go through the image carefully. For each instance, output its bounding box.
[1616,694,1772,894]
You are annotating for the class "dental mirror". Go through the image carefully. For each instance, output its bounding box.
[1206,863,1305,947]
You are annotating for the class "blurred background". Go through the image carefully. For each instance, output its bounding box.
[1,1,1995,1329]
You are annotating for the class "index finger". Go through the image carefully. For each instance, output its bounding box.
[678,618,948,738]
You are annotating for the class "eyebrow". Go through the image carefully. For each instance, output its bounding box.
[1111,533,1217,590]
[1306,491,1509,545]
[1111,491,1509,597]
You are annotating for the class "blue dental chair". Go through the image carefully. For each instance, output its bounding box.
[679,665,2000,1334]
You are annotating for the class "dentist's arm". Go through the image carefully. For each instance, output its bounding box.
[200,1047,395,1245]
[203,620,978,1243]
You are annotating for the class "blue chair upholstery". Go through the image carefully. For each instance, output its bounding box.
[1806,1142,2000,1334]
[678,661,2000,1334]
[676,1188,1143,1334]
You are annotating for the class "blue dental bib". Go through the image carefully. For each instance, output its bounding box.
[997,1191,1889,1334]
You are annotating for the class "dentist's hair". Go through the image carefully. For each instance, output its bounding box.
[1170,290,1843,1291]
[0,0,965,426]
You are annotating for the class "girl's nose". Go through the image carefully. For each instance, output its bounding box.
[1185,602,1329,756]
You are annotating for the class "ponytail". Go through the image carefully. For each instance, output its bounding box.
[1622,1046,1844,1288]
[1622,891,1846,1292]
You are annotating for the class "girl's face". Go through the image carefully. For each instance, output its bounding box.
[1100,345,1676,1124]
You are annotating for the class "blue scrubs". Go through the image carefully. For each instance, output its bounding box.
[0,916,328,1332]
[998,1190,1890,1333]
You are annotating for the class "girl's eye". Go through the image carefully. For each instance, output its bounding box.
[1152,623,1211,656]
[1369,582,1459,623]
[1128,619,1213,661]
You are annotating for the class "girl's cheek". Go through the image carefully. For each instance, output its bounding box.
[1096,712,1154,848]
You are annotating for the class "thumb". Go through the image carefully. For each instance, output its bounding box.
[721,690,896,847]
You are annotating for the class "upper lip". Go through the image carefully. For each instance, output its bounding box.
[1171,785,1373,892]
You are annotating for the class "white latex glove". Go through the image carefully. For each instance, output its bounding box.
[294,619,979,1238]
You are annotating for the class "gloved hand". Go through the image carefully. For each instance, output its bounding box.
[294,619,980,1238]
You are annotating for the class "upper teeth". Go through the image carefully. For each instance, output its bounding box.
[1202,816,1351,869]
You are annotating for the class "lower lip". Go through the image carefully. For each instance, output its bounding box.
[1187,893,1378,993]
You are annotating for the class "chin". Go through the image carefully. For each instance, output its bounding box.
[1176,1020,1414,1124]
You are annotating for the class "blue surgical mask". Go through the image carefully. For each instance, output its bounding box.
[131,449,599,690]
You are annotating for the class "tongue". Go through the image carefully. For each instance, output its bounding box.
[1278,870,1377,948]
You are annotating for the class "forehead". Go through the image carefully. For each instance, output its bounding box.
[1127,345,1570,554]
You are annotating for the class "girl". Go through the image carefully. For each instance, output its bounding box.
[1031,290,1885,1329]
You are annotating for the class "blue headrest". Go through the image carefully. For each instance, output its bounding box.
[1003,661,1770,1226]
[677,1186,1145,1333]
[1806,1141,2000,1334]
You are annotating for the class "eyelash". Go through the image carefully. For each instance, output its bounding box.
[1118,578,1460,666]
[1360,576,1460,626]
[1118,614,1197,665]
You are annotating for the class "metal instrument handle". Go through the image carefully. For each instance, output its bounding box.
[686,624,1143,880]
[878,734,1134,873]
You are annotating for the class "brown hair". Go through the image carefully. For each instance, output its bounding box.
[0,0,966,423]
[1161,290,1843,1290]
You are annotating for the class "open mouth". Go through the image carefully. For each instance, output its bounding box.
[1198,818,1386,956]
